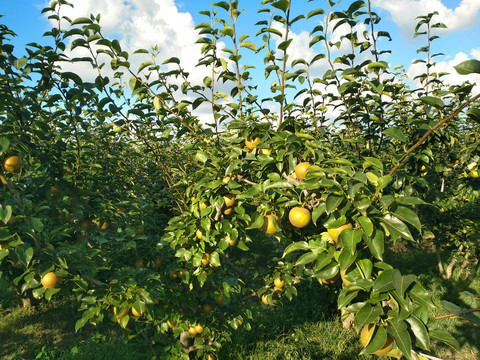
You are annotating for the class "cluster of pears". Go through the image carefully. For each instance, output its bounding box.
[260,160,313,234]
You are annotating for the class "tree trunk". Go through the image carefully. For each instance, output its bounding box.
[435,245,445,278]
[340,308,355,330]
[445,244,464,280]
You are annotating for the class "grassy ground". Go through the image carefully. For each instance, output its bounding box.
[0,250,479,360]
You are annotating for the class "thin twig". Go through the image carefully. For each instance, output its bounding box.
[434,306,480,320]
[373,93,480,201]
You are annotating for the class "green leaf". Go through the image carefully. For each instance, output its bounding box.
[355,303,383,331]
[195,151,208,164]
[163,57,180,65]
[75,316,89,332]
[278,39,293,51]
[392,269,417,297]
[0,205,12,224]
[429,330,460,350]
[362,157,383,171]
[467,108,480,124]
[314,262,338,279]
[440,301,480,326]
[367,61,388,71]
[393,206,422,232]
[420,96,444,109]
[263,28,283,37]
[306,8,324,19]
[153,96,161,110]
[380,215,413,241]
[357,216,373,237]
[70,17,92,25]
[388,319,412,359]
[372,268,395,293]
[129,76,138,91]
[13,57,27,70]
[263,180,293,190]
[213,1,229,11]
[311,202,325,225]
[0,137,10,153]
[408,282,434,308]
[240,41,257,52]
[61,71,83,85]
[138,61,153,72]
[383,127,407,142]
[377,175,391,190]
[339,229,362,255]
[363,325,387,354]
[337,289,359,309]
[272,0,289,12]
[395,196,426,205]
[45,287,60,301]
[454,59,480,75]
[32,286,46,299]
[338,249,357,272]
[16,245,34,268]
[405,315,430,350]
[210,252,221,267]
[295,252,318,266]
[283,241,309,256]
[246,212,265,230]
[325,194,343,214]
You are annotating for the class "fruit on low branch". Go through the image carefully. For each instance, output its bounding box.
[41,272,58,288]
[202,253,210,266]
[167,320,176,328]
[261,294,270,305]
[274,277,285,289]
[262,213,281,234]
[202,303,212,314]
[327,223,353,243]
[295,162,311,181]
[215,293,225,304]
[95,221,109,232]
[470,170,479,178]
[154,256,162,268]
[3,156,22,172]
[132,307,145,317]
[341,269,351,286]
[194,324,204,334]
[196,229,203,239]
[114,306,129,322]
[245,136,260,150]
[360,323,394,356]
[321,272,340,284]
[288,207,311,228]
[134,258,144,268]
[223,194,235,207]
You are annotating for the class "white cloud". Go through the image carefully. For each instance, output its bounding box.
[471,47,480,60]
[373,0,480,37]
[42,0,229,123]
[407,50,480,93]
[47,0,202,75]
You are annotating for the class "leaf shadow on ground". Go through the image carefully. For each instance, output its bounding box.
[385,248,480,359]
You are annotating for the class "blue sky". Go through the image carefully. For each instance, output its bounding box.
[1,0,480,117]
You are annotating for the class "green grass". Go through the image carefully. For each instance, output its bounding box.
[0,298,149,360]
[0,250,479,360]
